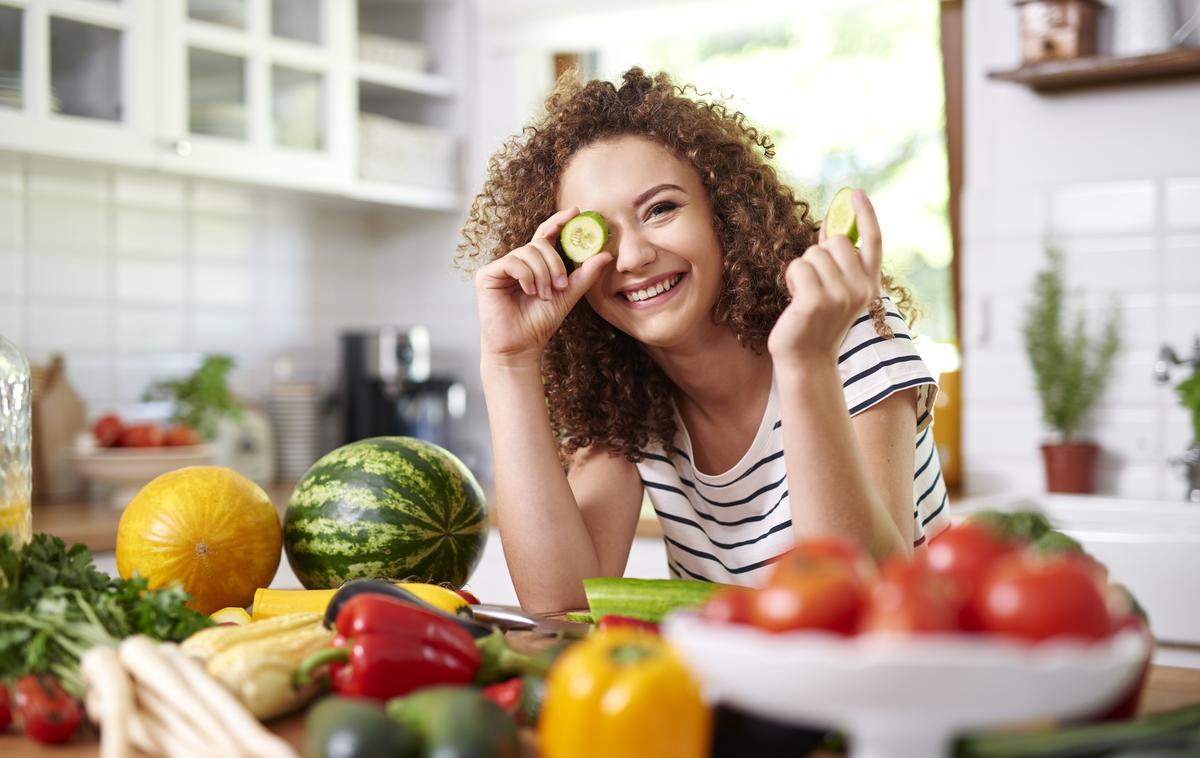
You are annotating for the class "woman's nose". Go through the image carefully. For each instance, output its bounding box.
[613,227,658,273]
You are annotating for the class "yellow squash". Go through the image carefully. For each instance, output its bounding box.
[116,466,282,615]
[252,581,469,620]
[538,628,710,758]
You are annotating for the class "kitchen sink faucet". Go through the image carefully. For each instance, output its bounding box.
[1155,336,1200,503]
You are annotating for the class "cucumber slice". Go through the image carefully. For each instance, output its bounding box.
[559,211,608,263]
[824,187,859,245]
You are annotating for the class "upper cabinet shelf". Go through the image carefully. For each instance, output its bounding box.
[0,0,471,212]
[988,48,1200,93]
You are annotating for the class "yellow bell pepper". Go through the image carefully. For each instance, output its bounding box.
[538,628,710,758]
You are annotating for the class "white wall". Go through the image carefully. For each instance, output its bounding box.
[961,2,1200,500]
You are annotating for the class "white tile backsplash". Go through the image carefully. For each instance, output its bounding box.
[193,214,254,261]
[1059,236,1157,293]
[28,304,110,350]
[0,304,23,344]
[30,253,108,301]
[116,259,186,305]
[116,207,186,258]
[1048,181,1156,236]
[114,171,186,210]
[1164,236,1200,292]
[1165,178,1200,231]
[115,307,186,351]
[0,192,22,249]
[0,153,20,195]
[1162,293,1200,349]
[27,157,106,199]
[190,309,254,351]
[192,264,252,307]
[28,199,107,255]
[0,248,22,296]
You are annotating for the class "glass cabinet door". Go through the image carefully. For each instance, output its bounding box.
[0,0,158,167]
[162,0,340,186]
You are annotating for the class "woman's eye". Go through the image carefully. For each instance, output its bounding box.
[647,201,677,219]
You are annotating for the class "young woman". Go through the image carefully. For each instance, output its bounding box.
[458,67,950,612]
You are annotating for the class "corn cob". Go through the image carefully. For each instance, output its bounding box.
[180,612,321,664]
[205,623,335,721]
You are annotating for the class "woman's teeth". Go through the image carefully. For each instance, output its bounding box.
[623,274,683,303]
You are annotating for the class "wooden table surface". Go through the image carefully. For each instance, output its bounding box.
[4,653,1200,757]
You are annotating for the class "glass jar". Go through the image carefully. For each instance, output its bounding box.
[0,334,32,545]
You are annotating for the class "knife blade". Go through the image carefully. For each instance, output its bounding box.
[470,604,592,638]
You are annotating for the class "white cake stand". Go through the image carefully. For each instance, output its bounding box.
[663,612,1149,758]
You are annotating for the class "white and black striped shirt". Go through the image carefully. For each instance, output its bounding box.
[636,298,951,585]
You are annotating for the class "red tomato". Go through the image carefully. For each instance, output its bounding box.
[0,681,11,732]
[859,557,964,634]
[15,675,80,745]
[922,523,1016,629]
[769,536,876,587]
[749,564,864,634]
[163,425,201,446]
[974,554,1111,643]
[698,588,753,625]
[597,615,661,634]
[117,423,164,448]
[91,413,123,447]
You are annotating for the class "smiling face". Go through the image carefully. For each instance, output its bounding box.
[557,135,725,350]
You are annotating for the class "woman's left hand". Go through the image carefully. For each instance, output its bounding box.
[767,188,884,368]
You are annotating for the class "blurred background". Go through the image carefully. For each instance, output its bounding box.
[1,0,1199,515]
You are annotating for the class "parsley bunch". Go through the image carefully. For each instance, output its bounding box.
[0,533,213,695]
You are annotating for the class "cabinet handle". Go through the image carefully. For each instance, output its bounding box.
[173,139,192,157]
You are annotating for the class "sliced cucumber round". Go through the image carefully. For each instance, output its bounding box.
[559,211,608,263]
[824,187,859,245]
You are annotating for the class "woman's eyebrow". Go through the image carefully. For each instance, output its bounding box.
[632,183,684,207]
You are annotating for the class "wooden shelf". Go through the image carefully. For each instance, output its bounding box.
[988,48,1200,92]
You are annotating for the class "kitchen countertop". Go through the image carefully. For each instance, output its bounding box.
[30,482,666,555]
[3,659,1199,756]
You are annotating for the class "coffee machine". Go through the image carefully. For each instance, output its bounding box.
[339,328,466,452]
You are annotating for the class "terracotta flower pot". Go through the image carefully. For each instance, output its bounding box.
[1041,442,1100,493]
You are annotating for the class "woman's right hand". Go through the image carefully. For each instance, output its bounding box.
[474,206,613,367]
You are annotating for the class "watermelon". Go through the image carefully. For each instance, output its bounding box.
[283,436,488,590]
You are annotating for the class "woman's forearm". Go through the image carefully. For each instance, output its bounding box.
[480,359,602,612]
[775,359,907,560]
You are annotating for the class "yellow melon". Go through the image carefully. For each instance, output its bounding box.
[117,466,282,615]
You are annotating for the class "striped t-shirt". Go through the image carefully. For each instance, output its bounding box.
[636,297,951,585]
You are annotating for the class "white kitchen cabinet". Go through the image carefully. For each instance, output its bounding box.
[0,0,470,210]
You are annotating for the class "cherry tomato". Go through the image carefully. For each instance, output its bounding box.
[117,423,164,448]
[974,554,1111,643]
[0,682,11,732]
[698,588,754,625]
[15,675,81,745]
[749,563,864,634]
[859,557,964,634]
[481,678,523,717]
[922,523,1016,629]
[91,413,123,447]
[163,425,201,446]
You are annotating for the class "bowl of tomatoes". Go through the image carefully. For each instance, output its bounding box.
[662,519,1152,758]
[67,413,213,507]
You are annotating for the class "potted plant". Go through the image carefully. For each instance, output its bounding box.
[1021,248,1120,493]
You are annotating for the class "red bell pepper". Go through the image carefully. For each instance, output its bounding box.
[481,677,523,718]
[297,593,482,701]
[14,675,81,745]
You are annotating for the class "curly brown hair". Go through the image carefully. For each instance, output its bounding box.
[456,66,913,464]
